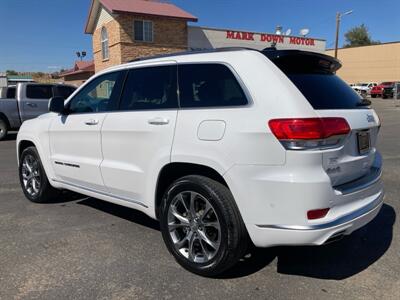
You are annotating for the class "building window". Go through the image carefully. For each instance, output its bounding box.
[101,27,109,60]
[134,20,153,42]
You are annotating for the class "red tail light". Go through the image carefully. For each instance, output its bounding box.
[268,118,350,150]
[307,208,330,220]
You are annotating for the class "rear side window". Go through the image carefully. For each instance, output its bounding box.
[6,87,15,99]
[178,64,248,108]
[265,52,367,110]
[119,65,178,110]
[26,85,53,99]
[54,86,76,99]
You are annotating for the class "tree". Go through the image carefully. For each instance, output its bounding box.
[343,24,380,47]
[6,70,18,75]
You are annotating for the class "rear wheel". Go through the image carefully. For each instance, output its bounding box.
[371,94,376,98]
[160,175,248,276]
[0,118,8,141]
[19,146,59,203]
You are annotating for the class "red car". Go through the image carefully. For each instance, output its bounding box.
[370,82,394,98]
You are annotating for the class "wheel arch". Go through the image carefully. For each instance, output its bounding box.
[0,112,11,129]
[17,140,36,163]
[154,162,229,219]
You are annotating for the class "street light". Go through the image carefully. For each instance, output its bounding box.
[334,10,353,58]
[76,51,87,61]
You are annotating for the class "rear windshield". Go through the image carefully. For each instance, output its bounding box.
[265,51,368,110]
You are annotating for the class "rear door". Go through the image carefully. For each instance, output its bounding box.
[100,63,178,206]
[21,84,53,121]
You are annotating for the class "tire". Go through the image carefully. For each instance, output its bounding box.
[382,95,387,99]
[160,175,248,276]
[19,146,59,203]
[0,117,8,141]
[371,94,376,98]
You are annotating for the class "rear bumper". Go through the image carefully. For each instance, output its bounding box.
[223,152,384,248]
[247,191,383,247]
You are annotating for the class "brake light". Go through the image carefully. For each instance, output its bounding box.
[307,208,330,220]
[268,118,350,150]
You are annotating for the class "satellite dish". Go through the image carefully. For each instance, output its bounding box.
[300,28,310,36]
[285,29,292,36]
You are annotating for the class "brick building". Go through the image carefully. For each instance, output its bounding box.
[59,60,95,86]
[85,0,326,73]
[85,0,197,72]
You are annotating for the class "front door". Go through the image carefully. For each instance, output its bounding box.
[49,71,125,191]
[100,63,178,207]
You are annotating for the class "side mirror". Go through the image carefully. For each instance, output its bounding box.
[48,97,65,114]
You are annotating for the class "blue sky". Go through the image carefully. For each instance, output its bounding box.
[1,0,399,72]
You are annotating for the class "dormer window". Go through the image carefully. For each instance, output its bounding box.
[101,27,109,60]
[134,20,153,42]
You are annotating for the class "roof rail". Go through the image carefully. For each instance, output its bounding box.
[128,47,259,63]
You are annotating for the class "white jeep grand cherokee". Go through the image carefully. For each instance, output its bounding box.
[17,48,383,276]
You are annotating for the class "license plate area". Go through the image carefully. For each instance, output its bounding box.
[357,130,370,155]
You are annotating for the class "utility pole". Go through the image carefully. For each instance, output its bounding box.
[334,10,353,59]
[334,12,340,58]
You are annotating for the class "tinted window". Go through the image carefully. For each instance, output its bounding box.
[68,71,124,114]
[178,64,248,108]
[54,86,76,99]
[6,87,15,99]
[119,66,178,110]
[264,51,367,110]
[26,85,53,99]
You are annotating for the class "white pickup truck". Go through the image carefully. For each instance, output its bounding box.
[0,83,76,140]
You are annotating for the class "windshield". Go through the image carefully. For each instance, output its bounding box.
[263,50,369,110]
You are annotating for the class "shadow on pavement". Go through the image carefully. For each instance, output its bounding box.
[74,196,395,280]
[1,133,17,141]
[77,197,160,231]
[275,204,395,280]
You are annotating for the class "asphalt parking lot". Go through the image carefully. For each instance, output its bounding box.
[0,99,399,300]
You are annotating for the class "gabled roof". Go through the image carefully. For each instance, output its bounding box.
[85,0,197,34]
[60,60,95,77]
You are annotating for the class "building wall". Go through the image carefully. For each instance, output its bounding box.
[93,17,123,72]
[93,10,188,72]
[326,42,400,84]
[117,14,188,64]
[62,72,94,86]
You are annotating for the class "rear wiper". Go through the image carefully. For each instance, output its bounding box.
[357,99,371,106]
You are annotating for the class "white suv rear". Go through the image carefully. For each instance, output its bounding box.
[17,48,383,276]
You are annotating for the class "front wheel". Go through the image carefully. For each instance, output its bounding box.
[160,175,248,276]
[19,146,59,203]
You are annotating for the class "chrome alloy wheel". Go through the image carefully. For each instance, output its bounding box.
[167,191,221,263]
[21,154,41,197]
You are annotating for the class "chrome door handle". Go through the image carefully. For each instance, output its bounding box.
[84,119,99,125]
[26,102,37,108]
[148,117,169,125]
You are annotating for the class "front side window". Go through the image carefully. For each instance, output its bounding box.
[101,27,109,60]
[67,71,124,114]
[134,20,153,42]
[26,85,53,99]
[119,65,178,110]
[178,64,248,108]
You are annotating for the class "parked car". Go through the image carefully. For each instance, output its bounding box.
[382,82,400,99]
[0,83,76,140]
[352,82,377,97]
[370,82,394,98]
[16,48,383,276]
